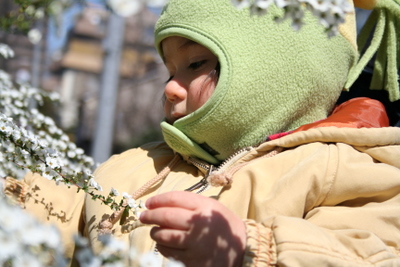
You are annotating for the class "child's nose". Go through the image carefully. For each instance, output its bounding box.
[164,79,187,102]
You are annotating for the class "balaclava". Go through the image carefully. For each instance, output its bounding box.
[155,0,358,164]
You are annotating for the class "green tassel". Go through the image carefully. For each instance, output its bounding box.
[346,0,400,101]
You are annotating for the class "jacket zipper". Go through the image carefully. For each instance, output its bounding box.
[154,147,254,254]
[185,147,254,193]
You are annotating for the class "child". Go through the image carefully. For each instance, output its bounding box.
[5,0,400,266]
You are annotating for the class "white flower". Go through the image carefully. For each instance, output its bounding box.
[25,5,36,16]
[231,0,251,9]
[48,91,61,101]
[11,129,22,141]
[46,156,62,168]
[22,225,52,246]
[34,8,45,19]
[255,0,274,10]
[74,235,89,247]
[67,150,76,158]
[34,162,46,172]
[42,167,58,180]
[6,143,15,152]
[305,0,330,12]
[0,44,14,59]
[127,198,138,209]
[122,192,138,209]
[0,124,13,135]
[75,248,102,267]
[122,192,132,199]
[89,178,103,191]
[0,233,20,260]
[28,29,42,44]
[13,254,42,267]
[99,234,126,254]
[313,9,337,28]
[139,252,163,267]
[129,247,138,261]
[108,0,142,17]
[110,187,119,196]
[42,225,62,248]
[251,0,273,16]
[68,142,77,150]
[0,198,65,266]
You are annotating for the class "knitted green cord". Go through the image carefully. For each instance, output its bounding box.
[345,0,400,101]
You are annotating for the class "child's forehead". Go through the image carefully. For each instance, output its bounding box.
[161,36,210,61]
[161,36,201,51]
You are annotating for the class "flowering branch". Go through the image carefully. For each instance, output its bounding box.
[0,44,147,218]
[0,112,150,220]
[232,0,353,36]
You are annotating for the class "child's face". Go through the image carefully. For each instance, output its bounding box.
[162,36,219,124]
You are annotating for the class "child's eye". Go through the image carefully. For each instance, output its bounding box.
[188,60,207,70]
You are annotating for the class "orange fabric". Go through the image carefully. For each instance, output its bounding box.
[293,97,389,133]
[353,0,377,10]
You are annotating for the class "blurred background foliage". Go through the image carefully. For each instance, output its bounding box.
[0,0,68,33]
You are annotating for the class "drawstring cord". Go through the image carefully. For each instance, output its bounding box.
[98,147,281,234]
[98,154,182,235]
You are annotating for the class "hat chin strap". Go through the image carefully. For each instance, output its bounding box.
[161,121,220,164]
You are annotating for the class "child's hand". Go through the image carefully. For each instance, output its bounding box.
[139,191,246,267]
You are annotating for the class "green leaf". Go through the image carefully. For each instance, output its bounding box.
[120,207,129,225]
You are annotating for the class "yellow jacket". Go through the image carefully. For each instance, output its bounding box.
[7,126,400,266]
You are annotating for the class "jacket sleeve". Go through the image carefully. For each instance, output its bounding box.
[242,142,400,266]
[4,172,85,262]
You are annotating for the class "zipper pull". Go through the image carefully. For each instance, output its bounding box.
[184,165,213,192]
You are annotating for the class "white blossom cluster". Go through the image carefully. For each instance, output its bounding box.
[0,196,67,267]
[74,234,185,267]
[0,44,15,59]
[0,45,124,213]
[0,69,118,206]
[0,194,181,267]
[0,43,145,216]
[0,49,96,182]
[123,191,147,218]
[232,0,353,36]
[0,45,184,266]
[74,234,129,267]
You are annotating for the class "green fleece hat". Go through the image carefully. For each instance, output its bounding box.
[155,0,358,164]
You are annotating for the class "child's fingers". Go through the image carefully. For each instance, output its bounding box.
[154,243,187,263]
[139,207,193,229]
[145,191,210,210]
[150,227,189,249]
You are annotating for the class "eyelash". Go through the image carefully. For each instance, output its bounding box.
[165,60,208,83]
[189,60,207,70]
